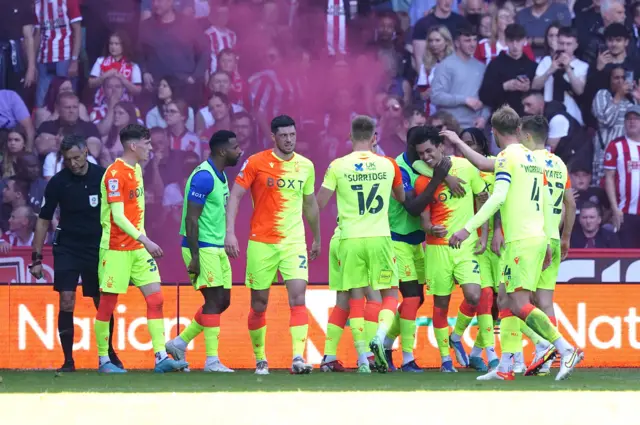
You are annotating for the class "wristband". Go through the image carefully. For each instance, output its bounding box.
[32,252,43,261]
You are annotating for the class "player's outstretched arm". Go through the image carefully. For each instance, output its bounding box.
[303,194,321,260]
[225,183,247,259]
[440,130,495,172]
[560,188,576,260]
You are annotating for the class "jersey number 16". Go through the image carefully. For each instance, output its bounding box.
[351,183,384,215]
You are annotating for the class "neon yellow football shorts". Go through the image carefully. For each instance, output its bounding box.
[182,247,232,290]
[537,238,561,291]
[328,237,344,291]
[245,240,308,290]
[393,241,426,284]
[477,248,502,291]
[502,236,547,294]
[99,248,161,294]
[339,236,398,291]
[424,239,481,296]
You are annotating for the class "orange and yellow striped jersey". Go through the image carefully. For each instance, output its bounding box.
[235,150,315,245]
[100,159,145,250]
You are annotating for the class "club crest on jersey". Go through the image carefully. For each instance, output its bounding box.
[355,163,364,172]
[497,158,506,169]
[108,179,118,191]
[89,195,99,207]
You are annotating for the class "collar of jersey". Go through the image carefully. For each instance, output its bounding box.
[115,158,136,169]
[270,150,296,162]
[207,158,227,183]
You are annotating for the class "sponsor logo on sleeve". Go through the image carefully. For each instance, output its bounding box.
[108,179,119,191]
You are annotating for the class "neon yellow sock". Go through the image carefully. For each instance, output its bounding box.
[377,308,395,337]
[399,318,416,353]
[350,317,366,355]
[475,314,494,349]
[290,324,308,358]
[249,326,267,361]
[453,301,475,337]
[386,312,401,340]
[365,319,378,344]
[204,326,220,356]
[147,318,166,353]
[434,327,450,357]
[95,319,110,357]
[180,318,204,344]
[520,319,545,345]
[524,308,561,343]
[500,316,522,354]
[324,323,344,356]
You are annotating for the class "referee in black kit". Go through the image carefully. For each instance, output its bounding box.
[30,134,122,372]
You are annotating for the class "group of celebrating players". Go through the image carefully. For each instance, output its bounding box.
[34,103,584,380]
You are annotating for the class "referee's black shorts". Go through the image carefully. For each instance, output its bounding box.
[52,245,99,298]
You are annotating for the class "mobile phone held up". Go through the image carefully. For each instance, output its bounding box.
[625,70,635,86]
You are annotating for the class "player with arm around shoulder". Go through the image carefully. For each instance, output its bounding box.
[411,126,488,373]
[449,106,583,382]
[317,115,405,373]
[224,115,321,375]
[164,130,242,372]
[95,124,187,374]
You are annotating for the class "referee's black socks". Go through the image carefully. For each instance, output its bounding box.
[58,311,74,363]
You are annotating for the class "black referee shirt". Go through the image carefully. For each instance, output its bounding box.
[39,162,106,250]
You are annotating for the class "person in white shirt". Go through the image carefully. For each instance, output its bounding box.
[145,77,195,131]
[165,99,202,158]
[532,26,588,124]
[0,205,35,251]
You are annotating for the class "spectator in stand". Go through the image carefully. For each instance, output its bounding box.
[100,101,140,164]
[522,91,587,164]
[532,26,588,125]
[0,90,35,150]
[478,14,492,41]
[415,25,454,116]
[0,0,37,102]
[579,0,628,66]
[592,65,640,185]
[204,70,245,115]
[231,112,259,160]
[161,151,200,224]
[15,153,47,212]
[412,0,468,71]
[515,0,571,59]
[570,202,620,248]
[248,45,300,144]
[0,177,28,233]
[145,76,195,131]
[141,0,195,21]
[164,99,202,158]
[479,24,537,116]
[138,0,209,108]
[1,126,28,178]
[196,92,234,138]
[88,31,142,107]
[475,7,535,66]
[34,0,82,109]
[382,107,427,156]
[144,127,182,203]
[0,205,35,250]
[583,23,640,127]
[633,2,640,52]
[91,76,143,137]
[569,161,611,220]
[217,49,250,108]
[35,92,101,159]
[204,2,237,76]
[34,77,90,128]
[431,24,489,130]
[604,105,640,248]
[542,21,561,58]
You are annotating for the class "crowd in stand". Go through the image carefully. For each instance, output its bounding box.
[0,0,638,254]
